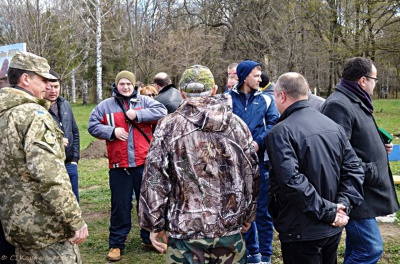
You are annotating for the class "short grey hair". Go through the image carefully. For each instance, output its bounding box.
[275,72,309,99]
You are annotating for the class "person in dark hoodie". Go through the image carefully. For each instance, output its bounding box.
[88,70,167,261]
[153,72,182,113]
[139,65,260,263]
[260,72,275,99]
[44,69,81,203]
[320,57,399,264]
[228,60,279,264]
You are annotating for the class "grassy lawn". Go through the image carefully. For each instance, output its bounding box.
[72,99,400,264]
[373,99,400,143]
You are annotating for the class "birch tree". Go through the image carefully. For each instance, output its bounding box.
[75,0,114,103]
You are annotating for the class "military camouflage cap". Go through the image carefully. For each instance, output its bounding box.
[9,51,57,80]
[179,65,215,97]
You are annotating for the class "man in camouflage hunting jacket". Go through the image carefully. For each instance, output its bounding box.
[0,51,88,264]
[139,65,260,264]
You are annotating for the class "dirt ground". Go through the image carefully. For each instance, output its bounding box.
[80,139,400,239]
[81,139,108,159]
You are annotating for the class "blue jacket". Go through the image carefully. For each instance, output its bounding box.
[228,87,279,161]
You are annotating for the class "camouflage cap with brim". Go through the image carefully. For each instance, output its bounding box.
[179,65,215,97]
[9,51,57,80]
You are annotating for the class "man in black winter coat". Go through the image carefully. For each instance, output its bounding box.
[153,72,182,113]
[266,72,364,264]
[44,69,80,203]
[321,57,400,264]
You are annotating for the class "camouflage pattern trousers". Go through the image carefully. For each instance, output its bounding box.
[167,233,246,264]
[14,241,81,264]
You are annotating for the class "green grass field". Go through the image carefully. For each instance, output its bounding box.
[73,99,400,264]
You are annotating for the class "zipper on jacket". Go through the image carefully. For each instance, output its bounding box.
[244,93,252,111]
[124,168,130,175]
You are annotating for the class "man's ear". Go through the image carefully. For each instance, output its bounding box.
[210,85,218,96]
[20,73,30,86]
[279,90,287,104]
[179,88,186,99]
[357,77,366,88]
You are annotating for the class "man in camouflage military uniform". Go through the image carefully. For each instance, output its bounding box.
[139,65,260,264]
[0,51,88,264]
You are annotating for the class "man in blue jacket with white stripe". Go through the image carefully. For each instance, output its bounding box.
[228,60,279,264]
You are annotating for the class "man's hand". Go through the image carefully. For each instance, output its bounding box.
[70,224,88,245]
[114,127,129,141]
[150,231,168,253]
[332,204,349,227]
[251,141,259,152]
[63,138,69,147]
[241,222,251,233]
[126,109,137,121]
[385,143,393,155]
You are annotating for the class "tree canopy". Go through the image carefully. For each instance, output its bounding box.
[1,0,399,103]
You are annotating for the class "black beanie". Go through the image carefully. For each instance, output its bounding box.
[260,72,270,87]
[236,60,261,88]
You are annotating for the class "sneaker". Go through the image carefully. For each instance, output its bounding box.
[107,248,121,261]
[247,253,261,264]
[260,255,271,264]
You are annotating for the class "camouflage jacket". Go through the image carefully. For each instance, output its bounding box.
[139,93,260,240]
[0,87,86,249]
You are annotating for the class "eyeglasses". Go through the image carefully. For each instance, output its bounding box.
[146,93,156,97]
[364,76,379,83]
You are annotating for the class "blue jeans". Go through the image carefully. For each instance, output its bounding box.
[66,163,79,203]
[244,162,274,259]
[344,218,383,264]
[109,166,150,249]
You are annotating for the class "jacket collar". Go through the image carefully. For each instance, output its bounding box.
[12,85,34,97]
[231,85,263,96]
[158,84,176,94]
[278,100,309,123]
[335,84,373,115]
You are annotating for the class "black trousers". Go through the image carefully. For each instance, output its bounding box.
[280,232,342,264]
[108,166,150,249]
[0,221,16,263]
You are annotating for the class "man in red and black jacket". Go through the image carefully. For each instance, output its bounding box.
[88,70,167,261]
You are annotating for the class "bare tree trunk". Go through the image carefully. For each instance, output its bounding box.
[64,84,70,101]
[83,49,89,105]
[83,80,88,105]
[95,0,103,103]
[71,68,76,103]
